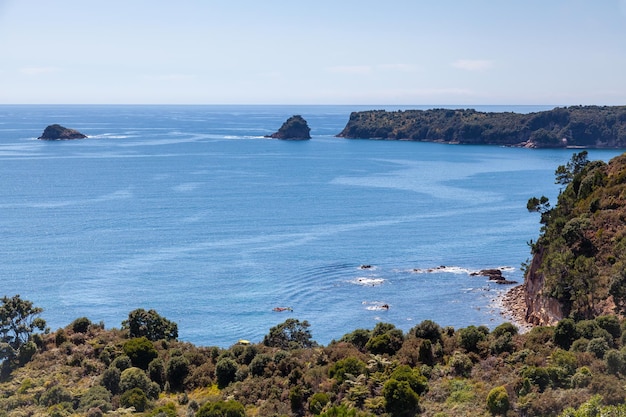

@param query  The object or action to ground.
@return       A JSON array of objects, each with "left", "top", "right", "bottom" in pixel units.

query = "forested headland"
[{"left": 337, "top": 106, "right": 626, "bottom": 148}]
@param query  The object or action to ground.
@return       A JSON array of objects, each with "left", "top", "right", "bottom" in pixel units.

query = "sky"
[{"left": 0, "top": 1, "right": 625, "bottom": 105}]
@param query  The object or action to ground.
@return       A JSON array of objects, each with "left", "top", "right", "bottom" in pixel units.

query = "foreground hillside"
[
  {"left": 4, "top": 304, "right": 626, "bottom": 416},
  {"left": 337, "top": 106, "right": 626, "bottom": 148}
]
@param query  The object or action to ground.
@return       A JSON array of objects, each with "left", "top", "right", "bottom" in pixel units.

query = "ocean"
[{"left": 0, "top": 104, "right": 623, "bottom": 347}]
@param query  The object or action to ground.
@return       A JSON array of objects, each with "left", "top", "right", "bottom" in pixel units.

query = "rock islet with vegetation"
[{"left": 266, "top": 115, "right": 311, "bottom": 140}]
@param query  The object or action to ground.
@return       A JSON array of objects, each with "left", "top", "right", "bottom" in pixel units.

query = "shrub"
[
  {"left": 492, "top": 322, "right": 518, "bottom": 338},
  {"left": 522, "top": 366, "right": 551, "bottom": 392},
  {"left": 196, "top": 400, "right": 246, "bottom": 417},
  {"left": 413, "top": 319, "right": 443, "bottom": 343},
  {"left": 120, "top": 387, "right": 147, "bottom": 412},
  {"left": 309, "top": 392, "right": 330, "bottom": 415},
  {"left": 587, "top": 337, "right": 610, "bottom": 358},
  {"left": 17, "top": 341, "right": 37, "bottom": 365},
  {"left": 366, "top": 333, "right": 397, "bottom": 355},
  {"left": 571, "top": 338, "right": 590, "bottom": 352},
  {"left": 166, "top": 355, "right": 190, "bottom": 391},
  {"left": 119, "top": 366, "right": 153, "bottom": 394},
  {"left": 110, "top": 354, "right": 132, "bottom": 371},
  {"left": 458, "top": 325, "right": 488, "bottom": 353},
  {"left": 550, "top": 349, "right": 577, "bottom": 375},
  {"left": 100, "top": 367, "right": 121, "bottom": 394},
  {"left": 55, "top": 329, "right": 68, "bottom": 347},
  {"left": 39, "top": 385, "right": 72, "bottom": 406},
  {"left": 123, "top": 337, "right": 158, "bottom": 370},
  {"left": 383, "top": 379, "right": 420, "bottom": 417},
  {"left": 571, "top": 366, "right": 592, "bottom": 388},
  {"left": 71, "top": 317, "right": 91, "bottom": 333},
  {"left": 553, "top": 318, "right": 577, "bottom": 349},
  {"left": 215, "top": 357, "right": 238, "bottom": 388},
  {"left": 329, "top": 357, "right": 368, "bottom": 384},
  {"left": 79, "top": 385, "right": 112, "bottom": 413},
  {"left": 605, "top": 349, "right": 625, "bottom": 375},
  {"left": 595, "top": 315, "right": 621, "bottom": 340},
  {"left": 449, "top": 352, "right": 473, "bottom": 377},
  {"left": 486, "top": 386, "right": 509, "bottom": 416},
  {"left": 366, "top": 323, "right": 404, "bottom": 355},
  {"left": 148, "top": 358, "right": 165, "bottom": 387},
  {"left": 249, "top": 353, "right": 271, "bottom": 377},
  {"left": 390, "top": 365, "right": 428, "bottom": 395},
  {"left": 340, "top": 328, "right": 371, "bottom": 351}
]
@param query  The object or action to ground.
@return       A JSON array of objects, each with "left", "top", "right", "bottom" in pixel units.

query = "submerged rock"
[
  {"left": 38, "top": 124, "right": 87, "bottom": 140},
  {"left": 266, "top": 115, "right": 311, "bottom": 140}
]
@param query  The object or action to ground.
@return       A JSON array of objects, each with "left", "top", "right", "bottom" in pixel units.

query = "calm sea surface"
[{"left": 0, "top": 105, "right": 623, "bottom": 347}]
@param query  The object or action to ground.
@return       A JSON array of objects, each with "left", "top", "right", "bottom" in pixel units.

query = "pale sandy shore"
[{"left": 496, "top": 284, "right": 534, "bottom": 333}]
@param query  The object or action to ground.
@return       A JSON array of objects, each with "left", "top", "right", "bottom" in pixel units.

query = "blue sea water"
[{"left": 0, "top": 104, "right": 623, "bottom": 347}]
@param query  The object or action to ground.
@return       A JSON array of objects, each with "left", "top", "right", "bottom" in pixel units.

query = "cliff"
[
  {"left": 38, "top": 124, "right": 87, "bottom": 140},
  {"left": 337, "top": 105, "right": 626, "bottom": 148},
  {"left": 266, "top": 115, "right": 311, "bottom": 140},
  {"left": 522, "top": 151, "right": 626, "bottom": 325}
]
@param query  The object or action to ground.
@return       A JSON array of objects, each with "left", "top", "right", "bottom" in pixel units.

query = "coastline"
[{"left": 497, "top": 284, "right": 534, "bottom": 333}]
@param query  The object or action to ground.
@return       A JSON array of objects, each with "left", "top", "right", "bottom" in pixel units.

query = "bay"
[{"left": 0, "top": 104, "right": 622, "bottom": 347}]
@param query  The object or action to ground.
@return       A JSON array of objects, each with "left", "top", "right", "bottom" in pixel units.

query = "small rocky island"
[
  {"left": 266, "top": 115, "right": 311, "bottom": 140},
  {"left": 38, "top": 124, "right": 87, "bottom": 140}
]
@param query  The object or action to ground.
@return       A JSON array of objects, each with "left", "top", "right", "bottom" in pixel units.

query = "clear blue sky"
[{"left": 1, "top": 0, "right": 625, "bottom": 105}]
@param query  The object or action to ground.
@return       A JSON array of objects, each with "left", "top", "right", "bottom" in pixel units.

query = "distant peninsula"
[
  {"left": 266, "top": 115, "right": 311, "bottom": 140},
  {"left": 38, "top": 124, "right": 87, "bottom": 140},
  {"left": 337, "top": 105, "right": 626, "bottom": 148}
]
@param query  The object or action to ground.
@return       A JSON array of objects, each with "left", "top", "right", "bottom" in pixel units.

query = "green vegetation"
[
  {"left": 337, "top": 106, "right": 626, "bottom": 148},
  {"left": 527, "top": 151, "right": 626, "bottom": 319},
  {"left": 122, "top": 308, "right": 178, "bottom": 341},
  {"left": 3, "top": 300, "right": 626, "bottom": 416}
]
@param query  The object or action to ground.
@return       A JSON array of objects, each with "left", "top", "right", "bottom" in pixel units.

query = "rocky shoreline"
[{"left": 498, "top": 284, "right": 534, "bottom": 333}]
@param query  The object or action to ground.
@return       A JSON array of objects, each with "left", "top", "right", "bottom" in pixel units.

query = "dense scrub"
[
  {"left": 527, "top": 151, "right": 626, "bottom": 320},
  {"left": 336, "top": 106, "right": 626, "bottom": 148},
  {"left": 5, "top": 306, "right": 626, "bottom": 416}
]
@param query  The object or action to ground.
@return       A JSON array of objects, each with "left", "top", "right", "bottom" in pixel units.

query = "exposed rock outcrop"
[
  {"left": 38, "top": 124, "right": 87, "bottom": 140},
  {"left": 266, "top": 115, "right": 311, "bottom": 140},
  {"left": 470, "top": 269, "right": 518, "bottom": 285},
  {"left": 523, "top": 246, "right": 565, "bottom": 326}
]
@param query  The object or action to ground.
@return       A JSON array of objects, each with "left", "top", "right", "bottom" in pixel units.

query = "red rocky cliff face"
[{"left": 524, "top": 246, "right": 565, "bottom": 326}]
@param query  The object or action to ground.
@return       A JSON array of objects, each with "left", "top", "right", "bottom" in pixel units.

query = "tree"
[
  {"left": 263, "top": 318, "right": 316, "bottom": 350},
  {"left": 122, "top": 308, "right": 177, "bottom": 341},
  {"left": 527, "top": 196, "right": 551, "bottom": 214},
  {"left": 555, "top": 150, "right": 589, "bottom": 185},
  {"left": 0, "top": 295, "right": 46, "bottom": 369}
]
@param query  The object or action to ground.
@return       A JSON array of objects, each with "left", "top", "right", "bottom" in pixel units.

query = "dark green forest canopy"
[{"left": 337, "top": 105, "right": 626, "bottom": 148}]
